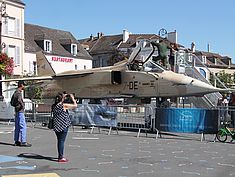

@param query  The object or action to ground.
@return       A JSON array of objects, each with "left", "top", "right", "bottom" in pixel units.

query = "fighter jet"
[{"left": 0, "top": 40, "right": 228, "bottom": 103}]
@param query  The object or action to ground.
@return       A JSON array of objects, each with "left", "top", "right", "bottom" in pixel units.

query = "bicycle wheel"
[{"left": 216, "top": 130, "right": 227, "bottom": 142}]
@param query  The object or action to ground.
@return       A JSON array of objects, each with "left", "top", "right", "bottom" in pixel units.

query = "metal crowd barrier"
[
  {"left": 21, "top": 101, "right": 235, "bottom": 142},
  {"left": 25, "top": 102, "right": 154, "bottom": 137},
  {"left": 216, "top": 105, "right": 235, "bottom": 128},
  {"left": 114, "top": 105, "right": 154, "bottom": 137},
  {"left": 70, "top": 104, "right": 154, "bottom": 137},
  {"left": 24, "top": 102, "right": 51, "bottom": 127}
]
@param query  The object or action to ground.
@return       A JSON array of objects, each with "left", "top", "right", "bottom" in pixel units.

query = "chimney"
[
  {"left": 97, "top": 32, "right": 100, "bottom": 38},
  {"left": 123, "top": 29, "right": 129, "bottom": 43},
  {"left": 207, "top": 43, "right": 210, "bottom": 52},
  {"left": 191, "top": 42, "right": 195, "bottom": 52},
  {"left": 89, "top": 34, "right": 94, "bottom": 40},
  {"left": 167, "top": 30, "right": 177, "bottom": 43}
]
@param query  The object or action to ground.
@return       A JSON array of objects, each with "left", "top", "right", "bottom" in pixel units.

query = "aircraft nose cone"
[{"left": 186, "top": 78, "right": 222, "bottom": 95}]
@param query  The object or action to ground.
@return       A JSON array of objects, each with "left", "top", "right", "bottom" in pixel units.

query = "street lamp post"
[
  {"left": 0, "top": 1, "right": 7, "bottom": 51},
  {"left": 0, "top": 1, "right": 7, "bottom": 100}
]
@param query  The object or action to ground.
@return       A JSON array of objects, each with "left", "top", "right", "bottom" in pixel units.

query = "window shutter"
[
  {"left": 16, "top": 18, "right": 20, "bottom": 37},
  {"left": 49, "top": 41, "right": 52, "bottom": 52},
  {"left": 71, "top": 44, "right": 77, "bottom": 56},
  {"left": 44, "top": 40, "right": 52, "bottom": 52},
  {"left": 28, "top": 61, "right": 32, "bottom": 73},
  {"left": 5, "top": 45, "right": 8, "bottom": 55},
  {"left": 16, "top": 46, "right": 20, "bottom": 65},
  {"left": 3, "top": 17, "right": 8, "bottom": 35}
]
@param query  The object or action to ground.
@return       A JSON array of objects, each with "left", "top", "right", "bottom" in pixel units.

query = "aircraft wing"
[
  {"left": 0, "top": 76, "right": 53, "bottom": 82},
  {"left": 0, "top": 71, "right": 95, "bottom": 82},
  {"left": 54, "top": 71, "right": 94, "bottom": 79},
  {"left": 105, "top": 93, "right": 135, "bottom": 98}
]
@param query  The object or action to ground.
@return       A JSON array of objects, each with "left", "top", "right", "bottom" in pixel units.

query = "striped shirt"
[{"left": 52, "top": 103, "right": 71, "bottom": 132}]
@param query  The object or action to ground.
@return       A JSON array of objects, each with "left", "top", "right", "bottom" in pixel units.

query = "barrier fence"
[
  {"left": 216, "top": 105, "right": 235, "bottom": 128},
  {"left": 22, "top": 102, "right": 235, "bottom": 139},
  {"left": 24, "top": 103, "right": 154, "bottom": 137}
]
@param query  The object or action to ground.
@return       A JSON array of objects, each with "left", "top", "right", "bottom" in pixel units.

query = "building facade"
[
  {"left": 79, "top": 30, "right": 168, "bottom": 68},
  {"left": 24, "top": 23, "right": 92, "bottom": 75},
  {"left": 1, "top": 0, "right": 25, "bottom": 75},
  {"left": 80, "top": 30, "right": 235, "bottom": 88},
  {"left": 0, "top": 0, "right": 25, "bottom": 118}
]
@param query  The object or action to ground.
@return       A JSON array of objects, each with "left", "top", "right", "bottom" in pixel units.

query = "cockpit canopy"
[{"left": 127, "top": 40, "right": 168, "bottom": 73}]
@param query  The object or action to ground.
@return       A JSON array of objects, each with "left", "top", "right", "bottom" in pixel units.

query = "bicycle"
[{"left": 216, "top": 122, "right": 235, "bottom": 143}]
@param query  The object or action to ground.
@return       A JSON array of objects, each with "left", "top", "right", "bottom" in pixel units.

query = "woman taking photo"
[{"left": 52, "top": 93, "right": 77, "bottom": 163}]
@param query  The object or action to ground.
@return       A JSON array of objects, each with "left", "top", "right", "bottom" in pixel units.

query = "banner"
[
  {"left": 155, "top": 108, "right": 218, "bottom": 134},
  {"left": 70, "top": 104, "right": 117, "bottom": 127}
]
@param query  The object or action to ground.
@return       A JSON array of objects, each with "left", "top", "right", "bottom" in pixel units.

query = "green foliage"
[
  {"left": 109, "top": 50, "right": 127, "bottom": 65},
  {"left": 210, "top": 70, "right": 234, "bottom": 88},
  {"left": 24, "top": 79, "right": 43, "bottom": 102}
]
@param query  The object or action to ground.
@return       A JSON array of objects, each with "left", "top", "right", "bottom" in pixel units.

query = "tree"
[
  {"left": 109, "top": 50, "right": 127, "bottom": 66},
  {"left": 209, "top": 70, "right": 234, "bottom": 88},
  {"left": 24, "top": 77, "right": 43, "bottom": 102}
]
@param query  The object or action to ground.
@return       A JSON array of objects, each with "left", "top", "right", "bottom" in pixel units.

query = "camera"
[{"left": 63, "top": 94, "right": 73, "bottom": 104}]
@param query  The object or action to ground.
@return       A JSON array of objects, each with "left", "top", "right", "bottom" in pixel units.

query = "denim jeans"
[
  {"left": 55, "top": 127, "right": 68, "bottom": 159},
  {"left": 14, "top": 112, "right": 27, "bottom": 143}
]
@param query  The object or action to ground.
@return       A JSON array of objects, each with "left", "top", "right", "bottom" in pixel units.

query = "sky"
[{"left": 23, "top": 0, "right": 235, "bottom": 61}]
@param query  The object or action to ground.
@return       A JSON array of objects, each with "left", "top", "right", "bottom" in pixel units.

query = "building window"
[
  {"left": 8, "top": 17, "right": 15, "bottom": 35},
  {"left": 7, "top": 45, "right": 20, "bottom": 65},
  {"left": 33, "top": 61, "right": 37, "bottom": 75},
  {"left": 92, "top": 60, "right": 97, "bottom": 68},
  {"left": 97, "top": 56, "right": 107, "bottom": 67},
  {"left": 44, "top": 40, "right": 52, "bottom": 52},
  {"left": 202, "top": 56, "right": 207, "bottom": 64},
  {"left": 4, "top": 17, "right": 20, "bottom": 37},
  {"left": 199, "top": 68, "right": 206, "bottom": 78},
  {"left": 71, "top": 44, "right": 77, "bottom": 56}
]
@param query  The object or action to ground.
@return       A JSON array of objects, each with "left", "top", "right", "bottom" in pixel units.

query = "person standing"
[
  {"left": 217, "top": 96, "right": 228, "bottom": 123},
  {"left": 11, "top": 81, "right": 31, "bottom": 147},
  {"left": 229, "top": 92, "right": 235, "bottom": 127},
  {"left": 152, "top": 40, "right": 171, "bottom": 68},
  {"left": 52, "top": 93, "right": 77, "bottom": 163}
]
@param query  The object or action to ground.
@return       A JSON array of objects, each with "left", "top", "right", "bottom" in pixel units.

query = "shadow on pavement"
[
  {"left": 18, "top": 153, "right": 57, "bottom": 162},
  {"left": 0, "top": 141, "right": 15, "bottom": 146}
]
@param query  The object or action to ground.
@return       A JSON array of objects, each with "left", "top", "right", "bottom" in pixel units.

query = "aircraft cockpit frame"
[{"left": 127, "top": 40, "right": 167, "bottom": 73}]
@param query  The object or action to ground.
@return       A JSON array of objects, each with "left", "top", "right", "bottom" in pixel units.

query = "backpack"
[
  {"left": 48, "top": 104, "right": 55, "bottom": 129},
  {"left": 10, "top": 93, "right": 18, "bottom": 107}
]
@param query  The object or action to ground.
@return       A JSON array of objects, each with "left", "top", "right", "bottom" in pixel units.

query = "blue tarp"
[{"left": 155, "top": 108, "right": 218, "bottom": 134}]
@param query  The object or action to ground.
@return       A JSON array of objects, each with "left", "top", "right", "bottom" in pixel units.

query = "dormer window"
[
  {"left": 202, "top": 56, "right": 207, "bottom": 64},
  {"left": 44, "top": 40, "right": 52, "bottom": 52},
  {"left": 71, "top": 44, "right": 77, "bottom": 56}
]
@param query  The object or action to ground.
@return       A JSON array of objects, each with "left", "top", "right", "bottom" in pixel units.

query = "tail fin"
[{"left": 36, "top": 51, "right": 56, "bottom": 76}]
